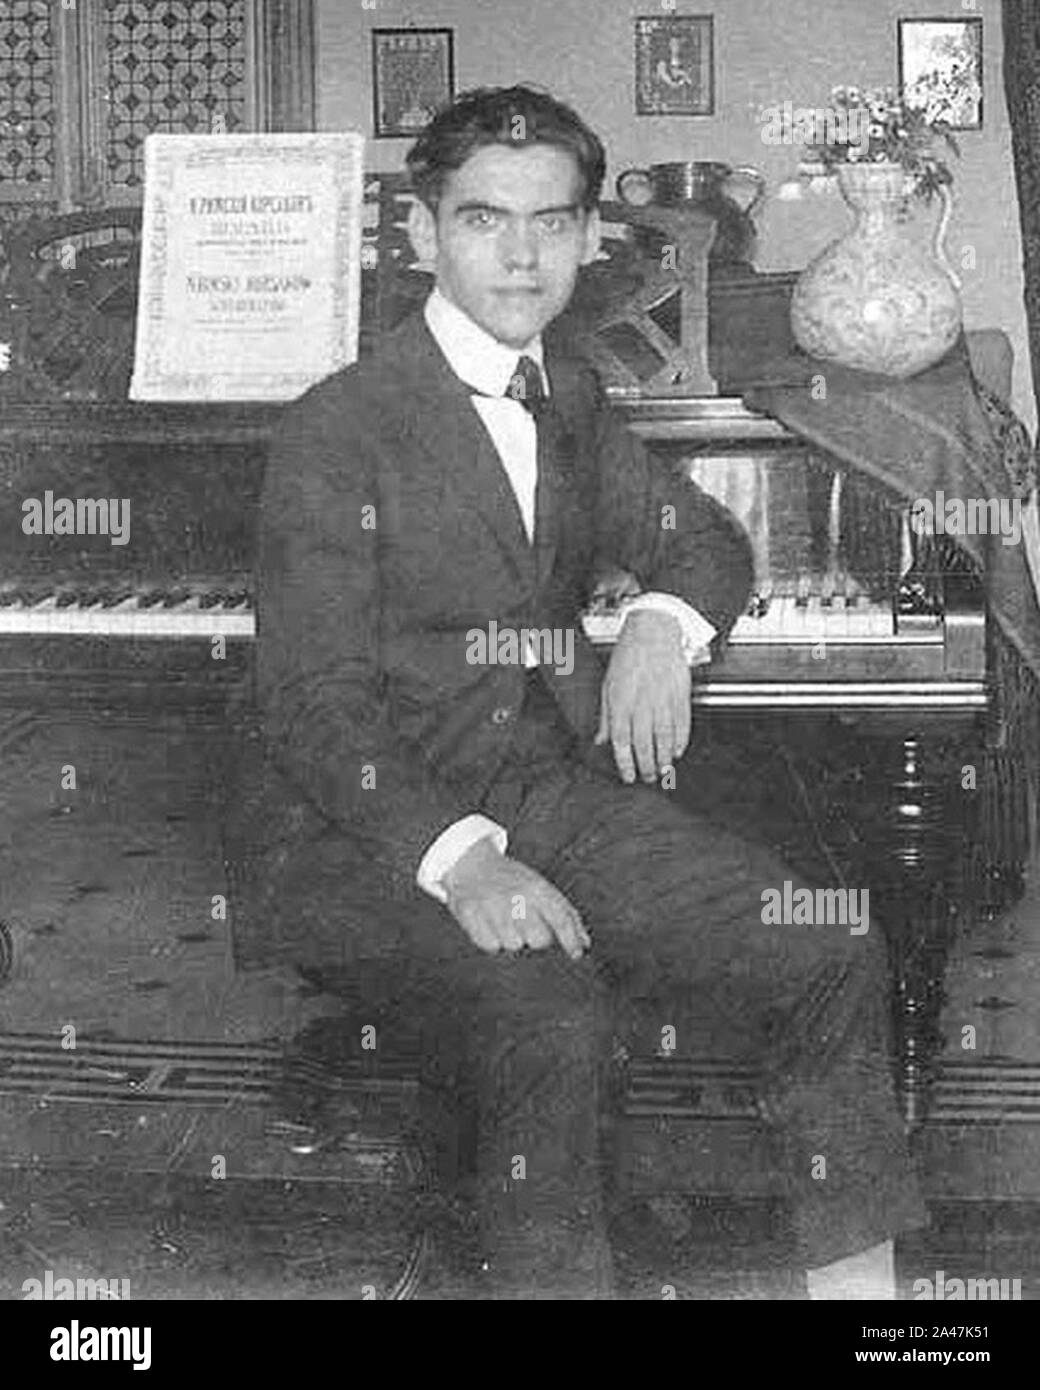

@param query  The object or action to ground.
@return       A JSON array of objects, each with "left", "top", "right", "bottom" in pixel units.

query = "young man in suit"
[{"left": 230, "top": 85, "right": 926, "bottom": 1298}]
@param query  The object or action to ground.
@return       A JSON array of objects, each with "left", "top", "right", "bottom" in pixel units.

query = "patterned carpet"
[
  {"left": 2, "top": 707, "right": 1040, "bottom": 1298},
  {"left": 0, "top": 710, "right": 317, "bottom": 1043},
  {"left": 0, "top": 709, "right": 426, "bottom": 1300}
]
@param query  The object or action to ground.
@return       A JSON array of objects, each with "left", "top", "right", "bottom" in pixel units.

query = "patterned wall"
[
  {"left": 0, "top": 0, "right": 56, "bottom": 190},
  {"left": 103, "top": 0, "right": 248, "bottom": 188}
]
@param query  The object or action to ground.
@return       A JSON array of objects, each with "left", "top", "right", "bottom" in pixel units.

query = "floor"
[
  {"left": 0, "top": 706, "right": 413, "bottom": 1301},
  {"left": 4, "top": 1168, "right": 1039, "bottom": 1299},
  {"left": 0, "top": 705, "right": 1038, "bottom": 1299}
]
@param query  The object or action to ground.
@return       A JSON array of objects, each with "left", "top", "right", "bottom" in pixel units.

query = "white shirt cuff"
[
  {"left": 622, "top": 592, "right": 717, "bottom": 665},
  {"left": 416, "top": 814, "right": 509, "bottom": 903}
]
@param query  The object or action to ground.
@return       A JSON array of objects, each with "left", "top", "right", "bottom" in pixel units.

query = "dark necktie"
[{"left": 505, "top": 355, "right": 548, "bottom": 421}]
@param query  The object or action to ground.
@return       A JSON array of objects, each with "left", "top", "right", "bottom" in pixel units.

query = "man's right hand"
[{"left": 441, "top": 837, "right": 591, "bottom": 961}]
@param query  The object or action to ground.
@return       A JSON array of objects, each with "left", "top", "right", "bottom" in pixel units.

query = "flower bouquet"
[{"left": 800, "top": 85, "right": 960, "bottom": 201}]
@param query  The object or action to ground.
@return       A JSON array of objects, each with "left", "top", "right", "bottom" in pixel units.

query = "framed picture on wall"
[
  {"left": 634, "top": 15, "right": 714, "bottom": 117},
  {"left": 898, "top": 17, "right": 983, "bottom": 131},
  {"left": 372, "top": 28, "right": 455, "bottom": 139}
]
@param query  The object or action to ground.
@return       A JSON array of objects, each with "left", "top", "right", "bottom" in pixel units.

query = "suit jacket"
[{"left": 223, "top": 310, "right": 753, "bottom": 961}]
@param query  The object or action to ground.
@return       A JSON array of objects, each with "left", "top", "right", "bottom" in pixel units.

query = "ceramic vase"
[{"left": 790, "top": 161, "right": 962, "bottom": 378}]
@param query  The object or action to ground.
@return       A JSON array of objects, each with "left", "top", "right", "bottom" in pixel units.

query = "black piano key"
[{"left": 10, "top": 584, "right": 50, "bottom": 606}]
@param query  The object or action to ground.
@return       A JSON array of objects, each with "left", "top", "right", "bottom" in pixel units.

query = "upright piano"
[{"left": 0, "top": 188, "right": 1034, "bottom": 1161}]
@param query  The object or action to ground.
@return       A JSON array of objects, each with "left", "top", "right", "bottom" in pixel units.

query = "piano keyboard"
[
  {"left": 729, "top": 576, "right": 942, "bottom": 645},
  {"left": 582, "top": 582, "right": 925, "bottom": 649},
  {"left": 0, "top": 584, "right": 256, "bottom": 639},
  {"left": 579, "top": 566, "right": 984, "bottom": 709},
  {"left": 731, "top": 595, "right": 897, "bottom": 643},
  {"left": 0, "top": 579, "right": 943, "bottom": 662}
]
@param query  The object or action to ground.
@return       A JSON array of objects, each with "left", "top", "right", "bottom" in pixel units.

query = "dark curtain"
[{"left": 1003, "top": 1, "right": 1040, "bottom": 428}]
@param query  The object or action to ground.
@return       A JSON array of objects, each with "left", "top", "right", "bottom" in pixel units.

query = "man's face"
[{"left": 409, "top": 143, "right": 601, "bottom": 348}]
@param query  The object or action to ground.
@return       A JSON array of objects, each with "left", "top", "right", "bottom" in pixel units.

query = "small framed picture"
[
  {"left": 372, "top": 28, "right": 455, "bottom": 139},
  {"left": 898, "top": 17, "right": 983, "bottom": 130},
  {"left": 635, "top": 15, "right": 714, "bottom": 117}
]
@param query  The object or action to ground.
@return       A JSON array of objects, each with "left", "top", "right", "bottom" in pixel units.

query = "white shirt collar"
[{"left": 424, "top": 286, "right": 546, "bottom": 398}]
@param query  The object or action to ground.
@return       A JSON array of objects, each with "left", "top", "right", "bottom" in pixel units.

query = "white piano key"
[
  {"left": 826, "top": 594, "right": 850, "bottom": 640},
  {"left": 729, "top": 592, "right": 895, "bottom": 645},
  {"left": 870, "top": 605, "right": 895, "bottom": 637},
  {"left": 0, "top": 603, "right": 256, "bottom": 639}
]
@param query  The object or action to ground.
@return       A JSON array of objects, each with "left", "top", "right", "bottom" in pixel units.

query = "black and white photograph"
[
  {"left": 634, "top": 14, "right": 715, "bottom": 117},
  {"left": 372, "top": 27, "right": 455, "bottom": 140},
  {"left": 1, "top": 0, "right": 1040, "bottom": 1357},
  {"left": 898, "top": 16, "right": 984, "bottom": 131}
]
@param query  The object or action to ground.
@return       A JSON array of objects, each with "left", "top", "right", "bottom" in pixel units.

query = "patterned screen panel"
[
  {"left": 0, "top": 0, "right": 56, "bottom": 190},
  {"left": 104, "top": 0, "right": 249, "bottom": 188}
]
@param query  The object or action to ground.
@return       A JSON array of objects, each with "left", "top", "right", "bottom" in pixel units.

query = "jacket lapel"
[
  {"left": 387, "top": 313, "right": 581, "bottom": 590},
  {"left": 534, "top": 354, "right": 584, "bottom": 587},
  {"left": 471, "top": 420, "right": 538, "bottom": 587},
  {"left": 534, "top": 412, "right": 562, "bottom": 587}
]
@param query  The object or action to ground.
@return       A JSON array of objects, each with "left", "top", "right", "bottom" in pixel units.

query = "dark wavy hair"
[{"left": 405, "top": 85, "right": 606, "bottom": 214}]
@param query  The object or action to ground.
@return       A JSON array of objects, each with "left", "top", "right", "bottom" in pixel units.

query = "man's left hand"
[{"left": 594, "top": 610, "right": 691, "bottom": 784}]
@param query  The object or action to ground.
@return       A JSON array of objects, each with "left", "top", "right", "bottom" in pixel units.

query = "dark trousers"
[{"left": 279, "top": 673, "right": 927, "bottom": 1296}]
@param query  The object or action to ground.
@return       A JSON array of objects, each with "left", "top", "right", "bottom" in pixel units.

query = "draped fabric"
[
  {"left": 1002, "top": 1, "right": 1040, "bottom": 430},
  {"left": 746, "top": 348, "right": 1040, "bottom": 916},
  {"left": 1000, "top": 3, "right": 1040, "bottom": 895}
]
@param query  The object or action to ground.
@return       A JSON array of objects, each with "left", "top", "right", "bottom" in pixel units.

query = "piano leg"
[
  {"left": 683, "top": 712, "right": 990, "bottom": 1127},
  {"left": 852, "top": 724, "right": 988, "bottom": 1125}
]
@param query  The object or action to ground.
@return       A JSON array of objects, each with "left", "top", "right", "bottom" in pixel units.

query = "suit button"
[{"left": 491, "top": 707, "right": 513, "bottom": 725}]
